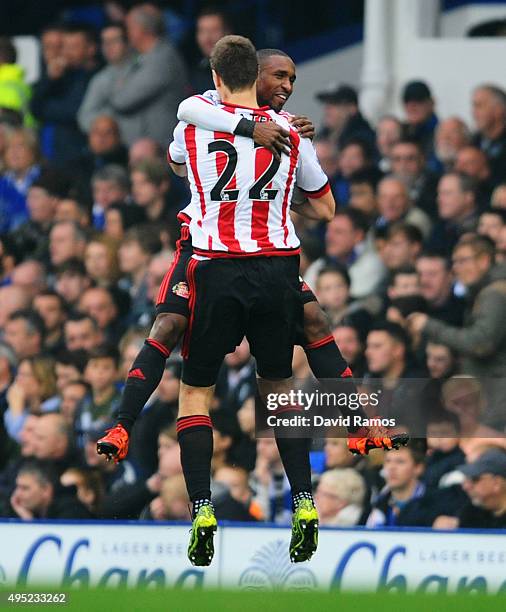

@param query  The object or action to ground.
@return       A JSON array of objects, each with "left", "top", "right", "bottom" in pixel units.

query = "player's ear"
[{"left": 211, "top": 69, "right": 220, "bottom": 88}]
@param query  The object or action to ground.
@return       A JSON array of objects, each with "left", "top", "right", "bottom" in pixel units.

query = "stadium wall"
[{"left": 0, "top": 520, "right": 504, "bottom": 593}]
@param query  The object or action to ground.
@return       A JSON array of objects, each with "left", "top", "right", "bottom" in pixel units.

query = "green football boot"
[
  {"left": 187, "top": 504, "right": 218, "bottom": 566},
  {"left": 289, "top": 498, "right": 319, "bottom": 563}
]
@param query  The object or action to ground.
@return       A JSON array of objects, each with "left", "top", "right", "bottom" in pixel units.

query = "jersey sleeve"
[
  {"left": 295, "top": 137, "right": 330, "bottom": 198},
  {"left": 177, "top": 94, "right": 242, "bottom": 134},
  {"left": 167, "top": 121, "right": 187, "bottom": 165}
]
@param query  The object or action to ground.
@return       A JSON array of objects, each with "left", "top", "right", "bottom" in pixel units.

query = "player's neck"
[{"left": 219, "top": 85, "right": 259, "bottom": 109}]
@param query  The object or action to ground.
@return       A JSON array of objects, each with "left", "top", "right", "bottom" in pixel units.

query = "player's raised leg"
[{"left": 97, "top": 225, "right": 192, "bottom": 462}]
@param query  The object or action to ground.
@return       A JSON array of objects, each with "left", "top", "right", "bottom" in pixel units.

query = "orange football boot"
[
  {"left": 348, "top": 425, "right": 409, "bottom": 456},
  {"left": 96, "top": 424, "right": 130, "bottom": 463}
]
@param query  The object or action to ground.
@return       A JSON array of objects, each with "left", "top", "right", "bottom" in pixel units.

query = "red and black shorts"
[
  {"left": 155, "top": 223, "right": 318, "bottom": 320},
  {"left": 155, "top": 224, "right": 193, "bottom": 317},
  {"left": 181, "top": 255, "right": 303, "bottom": 387}
]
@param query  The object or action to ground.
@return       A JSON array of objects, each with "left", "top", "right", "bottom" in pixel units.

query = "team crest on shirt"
[{"left": 172, "top": 281, "right": 189, "bottom": 299}]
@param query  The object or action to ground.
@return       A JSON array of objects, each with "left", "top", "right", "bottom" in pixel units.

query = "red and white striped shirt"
[{"left": 168, "top": 102, "right": 329, "bottom": 258}]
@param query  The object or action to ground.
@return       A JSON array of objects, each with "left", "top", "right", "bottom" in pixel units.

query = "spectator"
[
  {"left": 31, "top": 23, "right": 99, "bottom": 165},
  {"left": 424, "top": 412, "right": 465, "bottom": 489},
  {"left": 390, "top": 137, "right": 439, "bottom": 219},
  {"left": 315, "top": 83, "right": 375, "bottom": 149},
  {"left": 4, "top": 309, "right": 44, "bottom": 360},
  {"left": 60, "top": 466, "right": 104, "bottom": 517},
  {"left": 440, "top": 377, "right": 506, "bottom": 454},
  {"left": 78, "top": 287, "right": 122, "bottom": 344},
  {"left": 11, "top": 260, "right": 46, "bottom": 300},
  {"left": 348, "top": 169, "right": 379, "bottom": 219},
  {"left": 478, "top": 209, "right": 506, "bottom": 243},
  {"left": 305, "top": 209, "right": 386, "bottom": 298},
  {"left": 118, "top": 225, "right": 161, "bottom": 326},
  {"left": 54, "top": 259, "right": 92, "bottom": 308},
  {"left": 8, "top": 460, "right": 90, "bottom": 519},
  {"left": 366, "top": 446, "right": 426, "bottom": 527},
  {"left": 435, "top": 116, "right": 471, "bottom": 171},
  {"left": 158, "top": 474, "right": 190, "bottom": 520},
  {"left": 332, "top": 323, "right": 367, "bottom": 378},
  {"left": 455, "top": 449, "right": 506, "bottom": 528},
  {"left": 54, "top": 349, "right": 87, "bottom": 392},
  {"left": 376, "top": 177, "right": 432, "bottom": 239},
  {"left": 365, "top": 321, "right": 425, "bottom": 432},
  {"left": 84, "top": 235, "right": 121, "bottom": 287},
  {"left": 49, "top": 221, "right": 87, "bottom": 267},
  {"left": 189, "top": 7, "right": 231, "bottom": 93},
  {"left": 381, "top": 223, "right": 423, "bottom": 271},
  {"left": 0, "top": 37, "right": 33, "bottom": 126},
  {"left": 128, "top": 138, "right": 162, "bottom": 166},
  {"left": 55, "top": 196, "right": 90, "bottom": 227},
  {"left": 454, "top": 145, "right": 493, "bottom": 210},
  {"left": 29, "top": 413, "right": 73, "bottom": 465},
  {"left": 33, "top": 290, "right": 67, "bottom": 354},
  {"left": 491, "top": 182, "right": 506, "bottom": 209},
  {"left": 428, "top": 172, "right": 479, "bottom": 255},
  {"left": 376, "top": 115, "right": 402, "bottom": 173},
  {"left": 4, "top": 357, "right": 57, "bottom": 443},
  {"left": 0, "top": 128, "right": 41, "bottom": 232},
  {"left": 91, "top": 164, "right": 130, "bottom": 230},
  {"left": 251, "top": 436, "right": 291, "bottom": 524},
  {"left": 426, "top": 342, "right": 456, "bottom": 380},
  {"left": 0, "top": 235, "right": 19, "bottom": 286},
  {"left": 12, "top": 170, "right": 69, "bottom": 263},
  {"left": 64, "top": 313, "right": 103, "bottom": 352},
  {"left": 109, "top": 3, "right": 188, "bottom": 146},
  {"left": 314, "top": 265, "right": 351, "bottom": 327},
  {"left": 401, "top": 80, "right": 438, "bottom": 164},
  {"left": 39, "top": 24, "right": 64, "bottom": 77},
  {"left": 410, "top": 235, "right": 506, "bottom": 427},
  {"left": 60, "top": 380, "right": 89, "bottom": 427},
  {"left": 333, "top": 138, "right": 377, "bottom": 205},
  {"left": 76, "top": 345, "right": 121, "bottom": 442},
  {"left": 78, "top": 23, "right": 135, "bottom": 136},
  {"left": 70, "top": 115, "right": 129, "bottom": 205},
  {"left": 130, "top": 159, "right": 171, "bottom": 222},
  {"left": 104, "top": 202, "right": 147, "bottom": 241},
  {"left": 471, "top": 84, "right": 506, "bottom": 186},
  {"left": 213, "top": 465, "right": 261, "bottom": 521},
  {"left": 314, "top": 468, "right": 366, "bottom": 526},
  {"left": 0, "top": 285, "right": 30, "bottom": 328},
  {"left": 415, "top": 250, "right": 465, "bottom": 326}
]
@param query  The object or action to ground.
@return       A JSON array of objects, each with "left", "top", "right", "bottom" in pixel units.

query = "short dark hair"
[
  {"left": 417, "top": 248, "right": 451, "bottom": 271},
  {"left": 8, "top": 309, "right": 45, "bottom": 339},
  {"left": 388, "top": 265, "right": 418, "bottom": 288},
  {"left": 123, "top": 224, "right": 162, "bottom": 255},
  {"left": 65, "top": 312, "right": 99, "bottom": 331},
  {"left": 55, "top": 348, "right": 88, "bottom": 372},
  {"left": 427, "top": 410, "right": 461, "bottom": 433},
  {"left": 341, "top": 138, "right": 374, "bottom": 163},
  {"left": 317, "top": 264, "right": 351, "bottom": 288},
  {"left": 197, "top": 6, "right": 231, "bottom": 32},
  {"left": 18, "top": 460, "right": 57, "bottom": 489},
  {"left": 386, "top": 222, "right": 423, "bottom": 245},
  {"left": 257, "top": 48, "right": 290, "bottom": 63},
  {"left": 55, "top": 257, "right": 87, "bottom": 278},
  {"left": 349, "top": 168, "right": 380, "bottom": 191},
  {"left": 34, "top": 289, "right": 67, "bottom": 311},
  {"left": 369, "top": 320, "right": 411, "bottom": 353},
  {"left": 210, "top": 35, "right": 258, "bottom": 92},
  {"left": 64, "top": 22, "right": 97, "bottom": 45},
  {"left": 443, "top": 171, "right": 478, "bottom": 197},
  {"left": 86, "top": 344, "right": 120, "bottom": 367},
  {"left": 454, "top": 234, "right": 495, "bottom": 261},
  {"left": 392, "top": 136, "right": 424, "bottom": 154},
  {"left": 335, "top": 208, "right": 370, "bottom": 235}
]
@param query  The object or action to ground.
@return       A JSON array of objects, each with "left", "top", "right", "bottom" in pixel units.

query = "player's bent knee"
[
  {"left": 150, "top": 313, "right": 187, "bottom": 349},
  {"left": 303, "top": 301, "right": 332, "bottom": 343}
]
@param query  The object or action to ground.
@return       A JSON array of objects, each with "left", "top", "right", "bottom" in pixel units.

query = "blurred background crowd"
[{"left": 0, "top": 1, "right": 505, "bottom": 531}]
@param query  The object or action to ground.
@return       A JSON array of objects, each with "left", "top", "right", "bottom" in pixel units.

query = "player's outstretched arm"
[{"left": 177, "top": 94, "right": 291, "bottom": 160}]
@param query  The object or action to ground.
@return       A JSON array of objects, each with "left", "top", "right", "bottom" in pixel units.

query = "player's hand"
[
  {"left": 10, "top": 491, "right": 33, "bottom": 520},
  {"left": 289, "top": 115, "right": 315, "bottom": 140},
  {"left": 252, "top": 122, "right": 291, "bottom": 161}
]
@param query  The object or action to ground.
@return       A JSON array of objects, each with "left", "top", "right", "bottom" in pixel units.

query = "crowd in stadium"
[{"left": 0, "top": 3, "right": 505, "bottom": 530}]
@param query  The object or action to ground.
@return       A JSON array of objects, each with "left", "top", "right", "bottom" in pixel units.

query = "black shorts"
[
  {"left": 155, "top": 223, "right": 317, "bottom": 318},
  {"left": 155, "top": 224, "right": 192, "bottom": 317},
  {"left": 181, "top": 255, "right": 303, "bottom": 387}
]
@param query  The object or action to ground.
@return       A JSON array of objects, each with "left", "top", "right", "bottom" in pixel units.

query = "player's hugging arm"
[
  {"left": 291, "top": 186, "right": 335, "bottom": 222},
  {"left": 177, "top": 94, "right": 291, "bottom": 160},
  {"left": 167, "top": 121, "right": 188, "bottom": 177}
]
